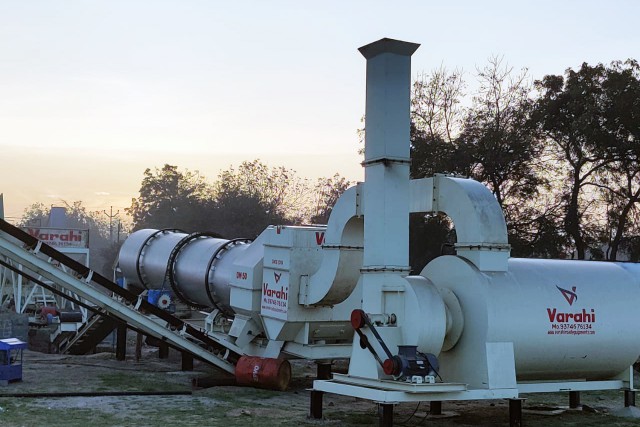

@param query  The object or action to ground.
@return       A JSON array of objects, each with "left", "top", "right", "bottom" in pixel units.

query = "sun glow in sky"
[{"left": 1, "top": 0, "right": 639, "bottom": 221}]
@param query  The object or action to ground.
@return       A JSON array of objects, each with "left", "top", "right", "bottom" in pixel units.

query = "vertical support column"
[
  {"left": 508, "top": 398, "right": 524, "bottom": 427},
  {"left": 625, "top": 390, "right": 636, "bottom": 407},
  {"left": 115, "top": 323, "right": 127, "bottom": 361},
  {"left": 310, "top": 390, "right": 323, "bottom": 419},
  {"left": 378, "top": 403, "right": 394, "bottom": 427},
  {"left": 430, "top": 400, "right": 442, "bottom": 415},
  {"left": 181, "top": 351, "right": 194, "bottom": 371},
  {"left": 158, "top": 341, "right": 169, "bottom": 359},
  {"left": 135, "top": 332, "right": 143, "bottom": 361},
  {"left": 569, "top": 391, "right": 580, "bottom": 409},
  {"left": 316, "top": 362, "right": 332, "bottom": 380}
]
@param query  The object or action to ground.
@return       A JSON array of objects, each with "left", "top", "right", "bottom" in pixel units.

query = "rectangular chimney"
[{"left": 358, "top": 38, "right": 419, "bottom": 313}]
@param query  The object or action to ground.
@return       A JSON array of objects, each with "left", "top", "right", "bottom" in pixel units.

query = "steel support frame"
[
  {"left": 2, "top": 250, "right": 90, "bottom": 320},
  {"left": 378, "top": 403, "right": 394, "bottom": 427},
  {"left": 316, "top": 362, "right": 332, "bottom": 380},
  {"left": 625, "top": 390, "right": 636, "bottom": 407},
  {"left": 569, "top": 391, "right": 580, "bottom": 408},
  {"left": 313, "top": 377, "right": 516, "bottom": 403},
  {"left": 0, "top": 237, "right": 236, "bottom": 374},
  {"left": 313, "top": 376, "right": 634, "bottom": 426},
  {"left": 509, "top": 398, "right": 525, "bottom": 427},
  {"left": 116, "top": 323, "right": 127, "bottom": 361},
  {"left": 430, "top": 400, "right": 442, "bottom": 415},
  {"left": 309, "top": 390, "right": 323, "bottom": 419}
]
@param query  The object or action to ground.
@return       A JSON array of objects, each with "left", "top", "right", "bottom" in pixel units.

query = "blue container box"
[{"left": 0, "top": 338, "right": 27, "bottom": 385}]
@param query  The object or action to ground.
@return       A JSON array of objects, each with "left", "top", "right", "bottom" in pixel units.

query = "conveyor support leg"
[
  {"left": 310, "top": 390, "right": 323, "bottom": 419},
  {"left": 181, "top": 352, "right": 194, "bottom": 371},
  {"left": 116, "top": 324, "right": 127, "bottom": 361},
  {"left": 159, "top": 341, "right": 169, "bottom": 359}
]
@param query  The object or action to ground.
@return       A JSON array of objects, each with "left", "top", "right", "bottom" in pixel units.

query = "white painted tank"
[
  {"left": 119, "top": 229, "right": 251, "bottom": 311},
  {"left": 422, "top": 255, "right": 640, "bottom": 382}
]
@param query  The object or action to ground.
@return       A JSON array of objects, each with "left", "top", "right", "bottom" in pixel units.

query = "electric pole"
[{"left": 103, "top": 206, "right": 120, "bottom": 242}]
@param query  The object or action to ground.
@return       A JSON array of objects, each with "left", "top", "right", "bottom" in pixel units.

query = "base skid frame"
[
  {"left": 313, "top": 373, "right": 517, "bottom": 403},
  {"left": 311, "top": 374, "right": 634, "bottom": 427},
  {"left": 517, "top": 379, "right": 627, "bottom": 393},
  {"left": 311, "top": 374, "right": 518, "bottom": 427}
]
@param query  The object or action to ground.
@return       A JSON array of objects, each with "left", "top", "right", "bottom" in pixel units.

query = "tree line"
[
  {"left": 125, "top": 161, "right": 351, "bottom": 238},
  {"left": 18, "top": 163, "right": 351, "bottom": 276},
  {"left": 409, "top": 57, "right": 640, "bottom": 271}
]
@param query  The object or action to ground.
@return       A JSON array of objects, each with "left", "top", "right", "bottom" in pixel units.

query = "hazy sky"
[{"left": 1, "top": 1, "right": 638, "bottom": 221}]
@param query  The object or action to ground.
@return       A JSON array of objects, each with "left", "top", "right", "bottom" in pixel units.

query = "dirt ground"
[{"left": 1, "top": 340, "right": 640, "bottom": 427}]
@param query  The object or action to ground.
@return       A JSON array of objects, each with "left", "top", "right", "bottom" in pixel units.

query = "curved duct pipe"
[
  {"left": 410, "top": 175, "right": 510, "bottom": 271},
  {"left": 300, "top": 184, "right": 364, "bottom": 306},
  {"left": 305, "top": 174, "right": 511, "bottom": 306}
]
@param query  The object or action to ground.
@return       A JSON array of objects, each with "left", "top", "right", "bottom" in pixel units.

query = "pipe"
[
  {"left": 299, "top": 185, "right": 364, "bottom": 306},
  {"left": 409, "top": 175, "right": 510, "bottom": 271}
]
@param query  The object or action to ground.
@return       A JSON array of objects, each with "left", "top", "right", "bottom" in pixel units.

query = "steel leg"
[
  {"left": 430, "top": 400, "right": 442, "bottom": 415},
  {"left": 509, "top": 398, "right": 524, "bottom": 427},
  {"left": 378, "top": 403, "right": 394, "bottom": 427},
  {"left": 625, "top": 390, "right": 636, "bottom": 407},
  {"left": 115, "top": 324, "right": 127, "bottom": 361},
  {"left": 310, "top": 390, "right": 323, "bottom": 419},
  {"left": 181, "top": 352, "right": 193, "bottom": 371},
  {"left": 158, "top": 341, "right": 169, "bottom": 359},
  {"left": 316, "top": 362, "right": 332, "bottom": 380},
  {"left": 569, "top": 391, "right": 580, "bottom": 408}
]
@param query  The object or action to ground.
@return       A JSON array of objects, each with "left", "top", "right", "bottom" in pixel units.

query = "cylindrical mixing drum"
[{"left": 422, "top": 256, "right": 640, "bottom": 381}]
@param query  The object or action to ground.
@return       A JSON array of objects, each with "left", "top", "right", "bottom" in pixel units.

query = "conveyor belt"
[{"left": 0, "top": 218, "right": 241, "bottom": 373}]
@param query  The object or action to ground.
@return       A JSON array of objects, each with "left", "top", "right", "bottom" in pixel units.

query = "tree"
[
  {"left": 409, "top": 213, "right": 456, "bottom": 274},
  {"left": 409, "top": 67, "right": 468, "bottom": 271},
  {"left": 19, "top": 201, "right": 117, "bottom": 275},
  {"left": 410, "top": 67, "right": 467, "bottom": 178},
  {"left": 588, "top": 60, "right": 640, "bottom": 260},
  {"left": 460, "top": 57, "right": 565, "bottom": 257},
  {"left": 126, "top": 165, "right": 215, "bottom": 232},
  {"left": 410, "top": 123, "right": 471, "bottom": 178},
  {"left": 211, "top": 160, "right": 313, "bottom": 237},
  {"left": 533, "top": 60, "right": 640, "bottom": 259},
  {"left": 410, "top": 58, "right": 561, "bottom": 262},
  {"left": 461, "top": 57, "right": 542, "bottom": 209},
  {"left": 309, "top": 174, "right": 352, "bottom": 224},
  {"left": 412, "top": 66, "right": 465, "bottom": 144},
  {"left": 127, "top": 161, "right": 359, "bottom": 240}
]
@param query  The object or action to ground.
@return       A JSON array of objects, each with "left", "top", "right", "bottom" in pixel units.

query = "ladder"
[{"left": 60, "top": 313, "right": 116, "bottom": 355}]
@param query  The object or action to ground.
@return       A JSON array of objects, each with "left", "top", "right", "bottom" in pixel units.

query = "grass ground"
[{"left": 0, "top": 348, "right": 639, "bottom": 426}]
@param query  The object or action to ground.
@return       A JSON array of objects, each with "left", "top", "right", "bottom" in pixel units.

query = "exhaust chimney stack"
[{"left": 359, "top": 38, "right": 419, "bottom": 313}]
